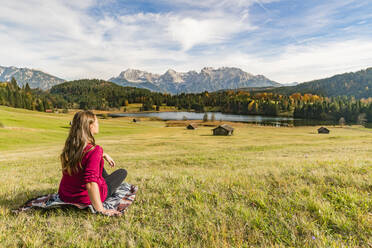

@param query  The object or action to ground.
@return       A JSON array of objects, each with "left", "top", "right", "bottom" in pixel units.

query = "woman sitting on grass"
[{"left": 58, "top": 110, "right": 127, "bottom": 216}]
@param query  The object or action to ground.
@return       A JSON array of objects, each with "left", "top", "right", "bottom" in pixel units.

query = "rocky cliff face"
[
  {"left": 109, "top": 67, "right": 281, "bottom": 94},
  {"left": 0, "top": 66, "right": 65, "bottom": 90}
]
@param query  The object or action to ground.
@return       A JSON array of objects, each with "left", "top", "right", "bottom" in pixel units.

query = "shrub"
[
  {"left": 357, "top": 113, "right": 367, "bottom": 126},
  {"left": 339, "top": 117, "right": 345, "bottom": 127},
  {"left": 203, "top": 113, "right": 208, "bottom": 122},
  {"left": 211, "top": 113, "right": 216, "bottom": 122}
]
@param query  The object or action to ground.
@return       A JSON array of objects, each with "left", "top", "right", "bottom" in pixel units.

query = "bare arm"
[
  {"left": 103, "top": 153, "right": 116, "bottom": 167},
  {"left": 86, "top": 182, "right": 104, "bottom": 212},
  {"left": 86, "top": 182, "right": 122, "bottom": 216}
]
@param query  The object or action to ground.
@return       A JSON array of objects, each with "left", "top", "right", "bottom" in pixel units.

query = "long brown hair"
[{"left": 60, "top": 110, "right": 96, "bottom": 175}]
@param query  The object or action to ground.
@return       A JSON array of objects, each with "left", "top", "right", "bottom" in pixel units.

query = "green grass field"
[{"left": 0, "top": 106, "right": 371, "bottom": 247}]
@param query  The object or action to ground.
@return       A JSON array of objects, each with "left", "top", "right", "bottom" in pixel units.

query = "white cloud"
[
  {"left": 210, "top": 39, "right": 372, "bottom": 84},
  {"left": 159, "top": 0, "right": 278, "bottom": 9},
  {"left": 167, "top": 16, "right": 254, "bottom": 51},
  {"left": 0, "top": 0, "right": 256, "bottom": 78},
  {"left": 0, "top": 0, "right": 370, "bottom": 84},
  {"left": 270, "top": 39, "right": 372, "bottom": 83}
]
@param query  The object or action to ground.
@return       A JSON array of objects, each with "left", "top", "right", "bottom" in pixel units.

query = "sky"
[{"left": 0, "top": 0, "right": 371, "bottom": 84}]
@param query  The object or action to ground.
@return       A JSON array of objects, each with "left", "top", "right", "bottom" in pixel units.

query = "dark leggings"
[{"left": 102, "top": 167, "right": 127, "bottom": 197}]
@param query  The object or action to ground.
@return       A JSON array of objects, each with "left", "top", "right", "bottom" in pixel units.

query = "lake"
[{"left": 108, "top": 111, "right": 340, "bottom": 126}]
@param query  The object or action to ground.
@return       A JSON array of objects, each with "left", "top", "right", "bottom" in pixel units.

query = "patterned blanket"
[{"left": 13, "top": 182, "right": 138, "bottom": 215}]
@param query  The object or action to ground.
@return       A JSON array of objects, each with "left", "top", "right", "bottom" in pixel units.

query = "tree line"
[
  {"left": 1, "top": 78, "right": 372, "bottom": 124},
  {"left": 293, "top": 96, "right": 372, "bottom": 123},
  {"left": 0, "top": 78, "right": 59, "bottom": 112}
]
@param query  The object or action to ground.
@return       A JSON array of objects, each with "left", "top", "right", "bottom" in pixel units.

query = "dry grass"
[
  {"left": 0, "top": 106, "right": 371, "bottom": 247},
  {"left": 165, "top": 120, "right": 244, "bottom": 127}
]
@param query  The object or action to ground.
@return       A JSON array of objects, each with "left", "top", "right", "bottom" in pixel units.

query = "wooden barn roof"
[
  {"left": 318, "top": 127, "right": 329, "bottom": 131},
  {"left": 213, "top": 124, "right": 234, "bottom": 131},
  {"left": 187, "top": 123, "right": 197, "bottom": 128}
]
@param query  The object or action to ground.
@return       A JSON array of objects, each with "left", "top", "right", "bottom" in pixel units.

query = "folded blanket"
[{"left": 13, "top": 182, "right": 138, "bottom": 215}]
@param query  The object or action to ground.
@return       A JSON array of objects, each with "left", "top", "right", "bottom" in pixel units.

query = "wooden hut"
[
  {"left": 317, "top": 127, "right": 330, "bottom": 134},
  {"left": 212, "top": 124, "right": 234, "bottom": 136},
  {"left": 187, "top": 123, "right": 197, "bottom": 130}
]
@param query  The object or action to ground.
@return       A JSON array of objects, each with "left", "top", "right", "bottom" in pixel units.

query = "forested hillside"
[
  {"left": 49, "top": 79, "right": 163, "bottom": 110},
  {"left": 271, "top": 68, "right": 372, "bottom": 98}
]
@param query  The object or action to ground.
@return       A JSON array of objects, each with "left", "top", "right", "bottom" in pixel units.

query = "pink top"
[{"left": 58, "top": 144, "right": 108, "bottom": 205}]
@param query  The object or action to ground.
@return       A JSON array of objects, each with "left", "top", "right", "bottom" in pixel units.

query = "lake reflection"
[
  {"left": 109, "top": 112, "right": 338, "bottom": 126},
  {"left": 108, "top": 111, "right": 337, "bottom": 126}
]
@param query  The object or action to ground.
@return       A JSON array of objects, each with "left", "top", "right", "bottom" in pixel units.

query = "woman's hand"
[
  {"left": 103, "top": 153, "right": 116, "bottom": 168},
  {"left": 99, "top": 209, "right": 122, "bottom": 217},
  {"left": 86, "top": 182, "right": 122, "bottom": 217}
]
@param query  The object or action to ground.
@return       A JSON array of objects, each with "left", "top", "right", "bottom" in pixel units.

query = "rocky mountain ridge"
[
  {"left": 0, "top": 66, "right": 65, "bottom": 90},
  {"left": 109, "top": 67, "right": 281, "bottom": 94}
]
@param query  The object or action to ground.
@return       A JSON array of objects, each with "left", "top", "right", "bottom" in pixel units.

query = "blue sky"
[{"left": 0, "top": 0, "right": 371, "bottom": 83}]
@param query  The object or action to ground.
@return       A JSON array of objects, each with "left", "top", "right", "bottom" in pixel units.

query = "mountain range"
[
  {"left": 0, "top": 66, "right": 65, "bottom": 90},
  {"left": 108, "top": 67, "right": 281, "bottom": 94},
  {"left": 1, "top": 65, "right": 372, "bottom": 98}
]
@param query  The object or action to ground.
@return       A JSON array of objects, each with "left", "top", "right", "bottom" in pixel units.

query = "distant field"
[
  {"left": 100, "top": 103, "right": 180, "bottom": 113},
  {"left": 0, "top": 106, "right": 371, "bottom": 247}
]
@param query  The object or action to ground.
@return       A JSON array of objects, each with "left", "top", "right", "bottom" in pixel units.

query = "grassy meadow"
[{"left": 0, "top": 105, "right": 371, "bottom": 247}]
